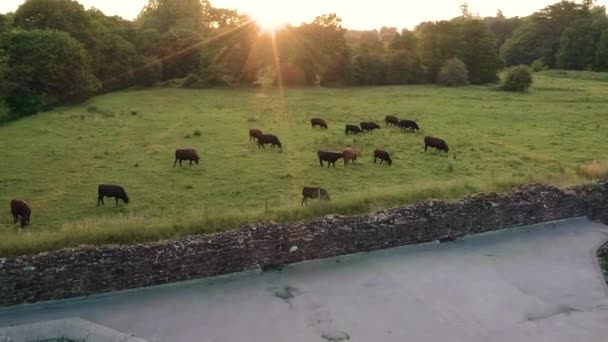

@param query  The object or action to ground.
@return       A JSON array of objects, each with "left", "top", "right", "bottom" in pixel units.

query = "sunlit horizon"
[{"left": 1, "top": 0, "right": 608, "bottom": 30}]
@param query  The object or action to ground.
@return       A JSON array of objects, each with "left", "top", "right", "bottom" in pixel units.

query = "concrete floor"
[{"left": 1, "top": 217, "right": 608, "bottom": 342}]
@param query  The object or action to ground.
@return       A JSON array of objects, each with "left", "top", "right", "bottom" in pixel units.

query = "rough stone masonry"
[{"left": 1, "top": 180, "right": 608, "bottom": 307}]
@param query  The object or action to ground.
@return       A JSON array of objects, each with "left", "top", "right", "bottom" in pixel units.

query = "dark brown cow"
[
  {"left": 98, "top": 184, "right": 130, "bottom": 206},
  {"left": 343, "top": 147, "right": 357, "bottom": 167},
  {"left": 318, "top": 151, "right": 344, "bottom": 168},
  {"left": 311, "top": 118, "right": 328, "bottom": 129},
  {"left": 345, "top": 124, "right": 363, "bottom": 135},
  {"left": 301, "top": 186, "right": 330, "bottom": 206},
  {"left": 360, "top": 122, "right": 381, "bottom": 133},
  {"left": 373, "top": 149, "right": 393, "bottom": 166},
  {"left": 399, "top": 120, "right": 420, "bottom": 132},
  {"left": 258, "top": 134, "right": 282, "bottom": 150},
  {"left": 385, "top": 115, "right": 399, "bottom": 127},
  {"left": 174, "top": 148, "right": 200, "bottom": 167},
  {"left": 10, "top": 199, "right": 31, "bottom": 228},
  {"left": 249, "top": 129, "right": 263, "bottom": 141},
  {"left": 424, "top": 136, "right": 449, "bottom": 153}
]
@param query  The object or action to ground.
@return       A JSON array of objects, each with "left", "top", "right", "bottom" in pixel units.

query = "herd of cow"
[
  {"left": 7, "top": 114, "right": 450, "bottom": 229},
  {"left": 249, "top": 115, "right": 451, "bottom": 206}
]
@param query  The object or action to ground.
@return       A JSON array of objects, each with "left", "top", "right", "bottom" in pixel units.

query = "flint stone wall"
[{"left": 2, "top": 181, "right": 608, "bottom": 307}]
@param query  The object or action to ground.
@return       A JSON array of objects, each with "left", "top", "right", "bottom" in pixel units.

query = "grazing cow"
[
  {"left": 10, "top": 199, "right": 31, "bottom": 228},
  {"left": 301, "top": 186, "right": 330, "bottom": 206},
  {"left": 173, "top": 148, "right": 200, "bottom": 167},
  {"left": 318, "top": 151, "right": 344, "bottom": 168},
  {"left": 98, "top": 184, "right": 129, "bottom": 206},
  {"left": 373, "top": 149, "right": 393, "bottom": 166},
  {"left": 249, "top": 129, "right": 263, "bottom": 141},
  {"left": 345, "top": 124, "right": 363, "bottom": 135},
  {"left": 311, "top": 118, "right": 328, "bottom": 130},
  {"left": 343, "top": 147, "right": 357, "bottom": 167},
  {"left": 360, "top": 122, "right": 381, "bottom": 133},
  {"left": 424, "top": 136, "right": 449, "bottom": 153},
  {"left": 257, "top": 134, "right": 282, "bottom": 150},
  {"left": 399, "top": 120, "right": 420, "bottom": 132},
  {"left": 385, "top": 115, "right": 399, "bottom": 127}
]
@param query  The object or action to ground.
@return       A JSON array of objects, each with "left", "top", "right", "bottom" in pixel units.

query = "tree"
[
  {"left": 437, "top": 57, "right": 469, "bottom": 86},
  {"left": 13, "top": 0, "right": 98, "bottom": 49},
  {"left": 350, "top": 51, "right": 387, "bottom": 86},
  {"left": 501, "top": 65, "right": 533, "bottom": 92},
  {"left": 379, "top": 26, "right": 398, "bottom": 42},
  {"left": 500, "top": 21, "right": 551, "bottom": 66},
  {"left": 415, "top": 21, "right": 463, "bottom": 82},
  {"left": 2, "top": 29, "right": 100, "bottom": 117},
  {"left": 460, "top": 20, "right": 501, "bottom": 83},
  {"left": 386, "top": 50, "right": 424, "bottom": 84},
  {"left": 483, "top": 13, "right": 524, "bottom": 49},
  {"left": 298, "top": 14, "right": 351, "bottom": 85},
  {"left": 595, "top": 29, "right": 608, "bottom": 71},
  {"left": 557, "top": 16, "right": 595, "bottom": 70},
  {"left": 389, "top": 29, "right": 417, "bottom": 52},
  {"left": 133, "top": 56, "right": 163, "bottom": 86}
]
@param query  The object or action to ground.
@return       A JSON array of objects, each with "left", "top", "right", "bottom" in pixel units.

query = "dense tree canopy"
[{"left": 0, "top": 0, "right": 607, "bottom": 120}]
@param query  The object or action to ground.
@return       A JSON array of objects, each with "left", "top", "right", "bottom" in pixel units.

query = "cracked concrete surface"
[{"left": 1, "top": 218, "right": 607, "bottom": 342}]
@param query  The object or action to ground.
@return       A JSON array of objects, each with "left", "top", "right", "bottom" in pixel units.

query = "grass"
[{"left": 1, "top": 70, "right": 608, "bottom": 257}]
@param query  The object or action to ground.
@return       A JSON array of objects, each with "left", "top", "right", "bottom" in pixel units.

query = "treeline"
[{"left": 0, "top": 0, "right": 607, "bottom": 120}]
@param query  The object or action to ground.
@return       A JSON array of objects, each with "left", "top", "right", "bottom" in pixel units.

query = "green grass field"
[{"left": 1, "top": 70, "right": 608, "bottom": 256}]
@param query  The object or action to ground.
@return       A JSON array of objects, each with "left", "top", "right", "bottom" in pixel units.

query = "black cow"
[
  {"left": 174, "top": 148, "right": 200, "bottom": 167},
  {"left": 10, "top": 199, "right": 31, "bottom": 228},
  {"left": 311, "top": 118, "right": 328, "bottom": 129},
  {"left": 373, "top": 149, "right": 393, "bottom": 166},
  {"left": 318, "top": 151, "right": 344, "bottom": 168},
  {"left": 301, "top": 186, "right": 330, "bottom": 206},
  {"left": 360, "top": 122, "right": 381, "bottom": 133},
  {"left": 385, "top": 115, "right": 399, "bottom": 127},
  {"left": 98, "top": 184, "right": 129, "bottom": 206},
  {"left": 399, "top": 120, "right": 420, "bottom": 132},
  {"left": 424, "top": 136, "right": 449, "bottom": 153},
  {"left": 345, "top": 124, "right": 363, "bottom": 135},
  {"left": 258, "top": 134, "right": 282, "bottom": 150}
]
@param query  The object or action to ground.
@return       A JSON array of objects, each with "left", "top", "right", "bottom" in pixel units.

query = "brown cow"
[
  {"left": 249, "top": 129, "right": 263, "bottom": 141},
  {"left": 301, "top": 186, "right": 330, "bottom": 206},
  {"left": 424, "top": 136, "right": 449, "bottom": 153},
  {"left": 343, "top": 147, "right": 357, "bottom": 167},
  {"left": 258, "top": 134, "right": 282, "bottom": 150},
  {"left": 10, "top": 199, "right": 31, "bottom": 228},
  {"left": 373, "top": 149, "right": 393, "bottom": 166},
  {"left": 311, "top": 118, "right": 328, "bottom": 129},
  {"left": 385, "top": 115, "right": 399, "bottom": 127},
  {"left": 174, "top": 148, "right": 200, "bottom": 167}
]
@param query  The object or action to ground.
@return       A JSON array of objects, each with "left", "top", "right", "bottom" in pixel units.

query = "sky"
[{"left": 1, "top": 0, "right": 607, "bottom": 30}]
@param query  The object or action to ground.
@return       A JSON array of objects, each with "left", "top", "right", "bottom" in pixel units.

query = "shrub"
[
  {"left": 133, "top": 56, "right": 163, "bottom": 87},
  {"left": 501, "top": 65, "right": 533, "bottom": 92},
  {"left": 4, "top": 29, "right": 100, "bottom": 119},
  {"left": 182, "top": 73, "right": 202, "bottom": 88},
  {"left": 530, "top": 59, "right": 545, "bottom": 72},
  {"left": 436, "top": 58, "right": 469, "bottom": 86}
]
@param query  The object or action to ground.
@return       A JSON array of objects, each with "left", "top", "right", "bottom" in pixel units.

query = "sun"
[
  {"left": 255, "top": 15, "right": 286, "bottom": 34},
  {"left": 247, "top": 0, "right": 290, "bottom": 34}
]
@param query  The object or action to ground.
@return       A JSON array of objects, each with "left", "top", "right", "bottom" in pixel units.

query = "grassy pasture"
[{"left": 1, "top": 71, "right": 608, "bottom": 256}]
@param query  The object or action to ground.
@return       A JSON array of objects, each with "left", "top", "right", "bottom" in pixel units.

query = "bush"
[
  {"left": 133, "top": 56, "right": 163, "bottom": 87},
  {"left": 3, "top": 29, "right": 100, "bottom": 119},
  {"left": 436, "top": 58, "right": 469, "bottom": 86},
  {"left": 501, "top": 65, "right": 533, "bottom": 92},
  {"left": 531, "top": 59, "right": 545, "bottom": 72}
]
